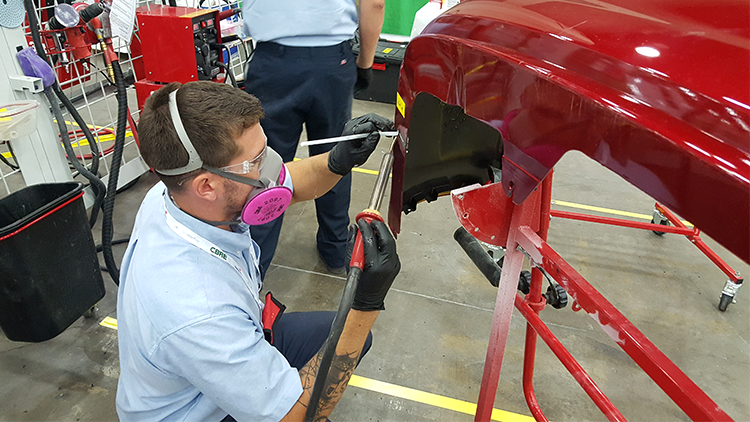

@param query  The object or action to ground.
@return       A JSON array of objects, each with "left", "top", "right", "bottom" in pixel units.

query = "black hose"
[
  {"left": 45, "top": 88, "right": 108, "bottom": 228},
  {"left": 0, "top": 152, "right": 19, "bottom": 170},
  {"left": 52, "top": 86, "right": 103, "bottom": 174},
  {"left": 78, "top": 3, "right": 103, "bottom": 23},
  {"left": 215, "top": 61, "right": 237, "bottom": 88},
  {"left": 23, "top": 0, "right": 105, "bottom": 226},
  {"left": 7, "top": 142, "right": 20, "bottom": 169},
  {"left": 454, "top": 226, "right": 502, "bottom": 287},
  {"left": 23, "top": 0, "right": 101, "bottom": 174},
  {"left": 304, "top": 266, "right": 361, "bottom": 422},
  {"left": 96, "top": 237, "right": 130, "bottom": 252},
  {"left": 26, "top": 0, "right": 125, "bottom": 287},
  {"left": 100, "top": 60, "right": 128, "bottom": 285}
]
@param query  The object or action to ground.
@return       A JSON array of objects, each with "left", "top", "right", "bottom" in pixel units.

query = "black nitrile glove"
[
  {"left": 328, "top": 113, "right": 394, "bottom": 176},
  {"left": 348, "top": 219, "right": 401, "bottom": 311},
  {"left": 354, "top": 66, "right": 373, "bottom": 93}
]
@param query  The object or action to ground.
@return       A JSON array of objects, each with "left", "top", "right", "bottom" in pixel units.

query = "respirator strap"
[
  {"left": 156, "top": 90, "right": 205, "bottom": 176},
  {"left": 195, "top": 216, "right": 242, "bottom": 226},
  {"left": 204, "top": 166, "right": 268, "bottom": 189},
  {"left": 155, "top": 90, "right": 275, "bottom": 191}
]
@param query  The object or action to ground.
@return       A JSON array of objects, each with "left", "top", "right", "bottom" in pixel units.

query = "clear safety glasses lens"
[{"left": 220, "top": 144, "right": 268, "bottom": 175}]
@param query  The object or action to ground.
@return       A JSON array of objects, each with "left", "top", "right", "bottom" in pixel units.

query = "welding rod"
[
  {"left": 368, "top": 138, "right": 396, "bottom": 212},
  {"left": 299, "top": 131, "right": 398, "bottom": 147}
]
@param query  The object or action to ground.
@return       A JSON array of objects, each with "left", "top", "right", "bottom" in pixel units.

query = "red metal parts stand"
[
  {"left": 550, "top": 202, "right": 743, "bottom": 312},
  {"left": 451, "top": 173, "right": 733, "bottom": 422}
]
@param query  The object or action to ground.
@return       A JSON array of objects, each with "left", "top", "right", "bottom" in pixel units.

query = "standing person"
[
  {"left": 116, "top": 82, "right": 400, "bottom": 421},
  {"left": 242, "top": 0, "right": 386, "bottom": 277}
]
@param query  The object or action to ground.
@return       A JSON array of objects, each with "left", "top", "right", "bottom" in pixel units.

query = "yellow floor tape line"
[
  {"left": 1, "top": 129, "right": 133, "bottom": 160},
  {"left": 352, "top": 167, "right": 381, "bottom": 176},
  {"left": 100, "top": 316, "right": 118, "bottom": 330},
  {"left": 348, "top": 375, "right": 534, "bottom": 422},
  {"left": 551, "top": 199, "right": 652, "bottom": 220},
  {"left": 298, "top": 156, "right": 690, "bottom": 225},
  {"left": 292, "top": 157, "right": 381, "bottom": 176},
  {"left": 69, "top": 131, "right": 134, "bottom": 147},
  {"left": 551, "top": 199, "right": 693, "bottom": 227},
  {"left": 99, "top": 316, "right": 532, "bottom": 421}
]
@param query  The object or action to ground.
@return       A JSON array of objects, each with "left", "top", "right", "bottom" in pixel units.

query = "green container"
[{"left": 383, "top": 0, "right": 429, "bottom": 36}]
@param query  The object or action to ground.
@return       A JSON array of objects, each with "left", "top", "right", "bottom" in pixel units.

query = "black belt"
[{"left": 254, "top": 40, "right": 353, "bottom": 59}]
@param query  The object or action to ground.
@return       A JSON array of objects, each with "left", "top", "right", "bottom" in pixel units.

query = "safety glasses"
[{"left": 219, "top": 134, "right": 268, "bottom": 174}]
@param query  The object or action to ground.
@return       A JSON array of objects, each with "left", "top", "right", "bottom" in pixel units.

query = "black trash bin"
[{"left": 0, "top": 182, "right": 105, "bottom": 342}]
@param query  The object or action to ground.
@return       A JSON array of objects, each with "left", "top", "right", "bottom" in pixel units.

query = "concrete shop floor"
[{"left": 0, "top": 98, "right": 748, "bottom": 421}]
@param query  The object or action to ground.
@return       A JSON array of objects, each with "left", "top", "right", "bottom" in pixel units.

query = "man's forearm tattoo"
[{"left": 299, "top": 340, "right": 362, "bottom": 421}]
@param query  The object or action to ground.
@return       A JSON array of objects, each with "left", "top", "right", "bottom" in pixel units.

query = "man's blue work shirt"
[
  {"left": 242, "top": 0, "right": 358, "bottom": 47},
  {"left": 116, "top": 177, "right": 302, "bottom": 421}
]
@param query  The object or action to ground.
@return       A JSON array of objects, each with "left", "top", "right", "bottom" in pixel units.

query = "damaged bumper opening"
[{"left": 390, "top": 92, "right": 504, "bottom": 231}]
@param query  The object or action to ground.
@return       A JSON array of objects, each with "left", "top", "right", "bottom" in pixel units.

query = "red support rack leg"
[
  {"left": 468, "top": 173, "right": 732, "bottom": 421},
  {"left": 474, "top": 197, "right": 530, "bottom": 422}
]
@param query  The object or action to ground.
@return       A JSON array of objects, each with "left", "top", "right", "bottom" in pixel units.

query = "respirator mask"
[{"left": 155, "top": 90, "right": 292, "bottom": 225}]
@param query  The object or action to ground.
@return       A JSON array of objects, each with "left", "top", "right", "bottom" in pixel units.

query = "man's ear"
[{"left": 187, "top": 171, "right": 221, "bottom": 202}]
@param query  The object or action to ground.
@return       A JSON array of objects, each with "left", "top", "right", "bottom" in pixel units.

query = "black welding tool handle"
[{"left": 454, "top": 226, "right": 502, "bottom": 287}]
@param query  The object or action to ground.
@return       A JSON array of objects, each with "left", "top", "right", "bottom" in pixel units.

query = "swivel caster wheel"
[
  {"left": 718, "top": 291, "right": 740, "bottom": 312},
  {"left": 718, "top": 294, "right": 733, "bottom": 312},
  {"left": 718, "top": 279, "right": 742, "bottom": 312},
  {"left": 651, "top": 209, "right": 669, "bottom": 236}
]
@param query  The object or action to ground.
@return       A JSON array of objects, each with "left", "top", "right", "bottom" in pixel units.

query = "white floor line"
[
  {"left": 270, "top": 263, "right": 346, "bottom": 280},
  {"left": 270, "top": 263, "right": 494, "bottom": 312},
  {"left": 270, "top": 263, "right": 601, "bottom": 334},
  {"left": 545, "top": 321, "right": 595, "bottom": 333},
  {"left": 389, "top": 288, "right": 495, "bottom": 312}
]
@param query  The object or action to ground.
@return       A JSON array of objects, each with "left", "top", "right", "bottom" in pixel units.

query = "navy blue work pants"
[
  {"left": 273, "top": 311, "right": 373, "bottom": 370},
  {"left": 245, "top": 41, "right": 357, "bottom": 277}
]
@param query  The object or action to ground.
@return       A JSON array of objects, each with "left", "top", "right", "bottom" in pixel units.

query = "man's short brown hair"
[{"left": 138, "top": 81, "right": 264, "bottom": 191}]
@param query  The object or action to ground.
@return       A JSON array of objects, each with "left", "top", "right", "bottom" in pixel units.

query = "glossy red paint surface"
[
  {"left": 451, "top": 182, "right": 517, "bottom": 248},
  {"left": 391, "top": 0, "right": 750, "bottom": 263}
]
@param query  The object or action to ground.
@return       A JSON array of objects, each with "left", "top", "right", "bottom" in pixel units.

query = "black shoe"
[
  {"left": 325, "top": 264, "right": 346, "bottom": 275},
  {"left": 317, "top": 250, "right": 346, "bottom": 275}
]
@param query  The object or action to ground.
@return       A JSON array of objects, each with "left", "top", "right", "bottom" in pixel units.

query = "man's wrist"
[
  {"left": 356, "top": 56, "right": 374, "bottom": 69},
  {"left": 348, "top": 308, "right": 380, "bottom": 321}
]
